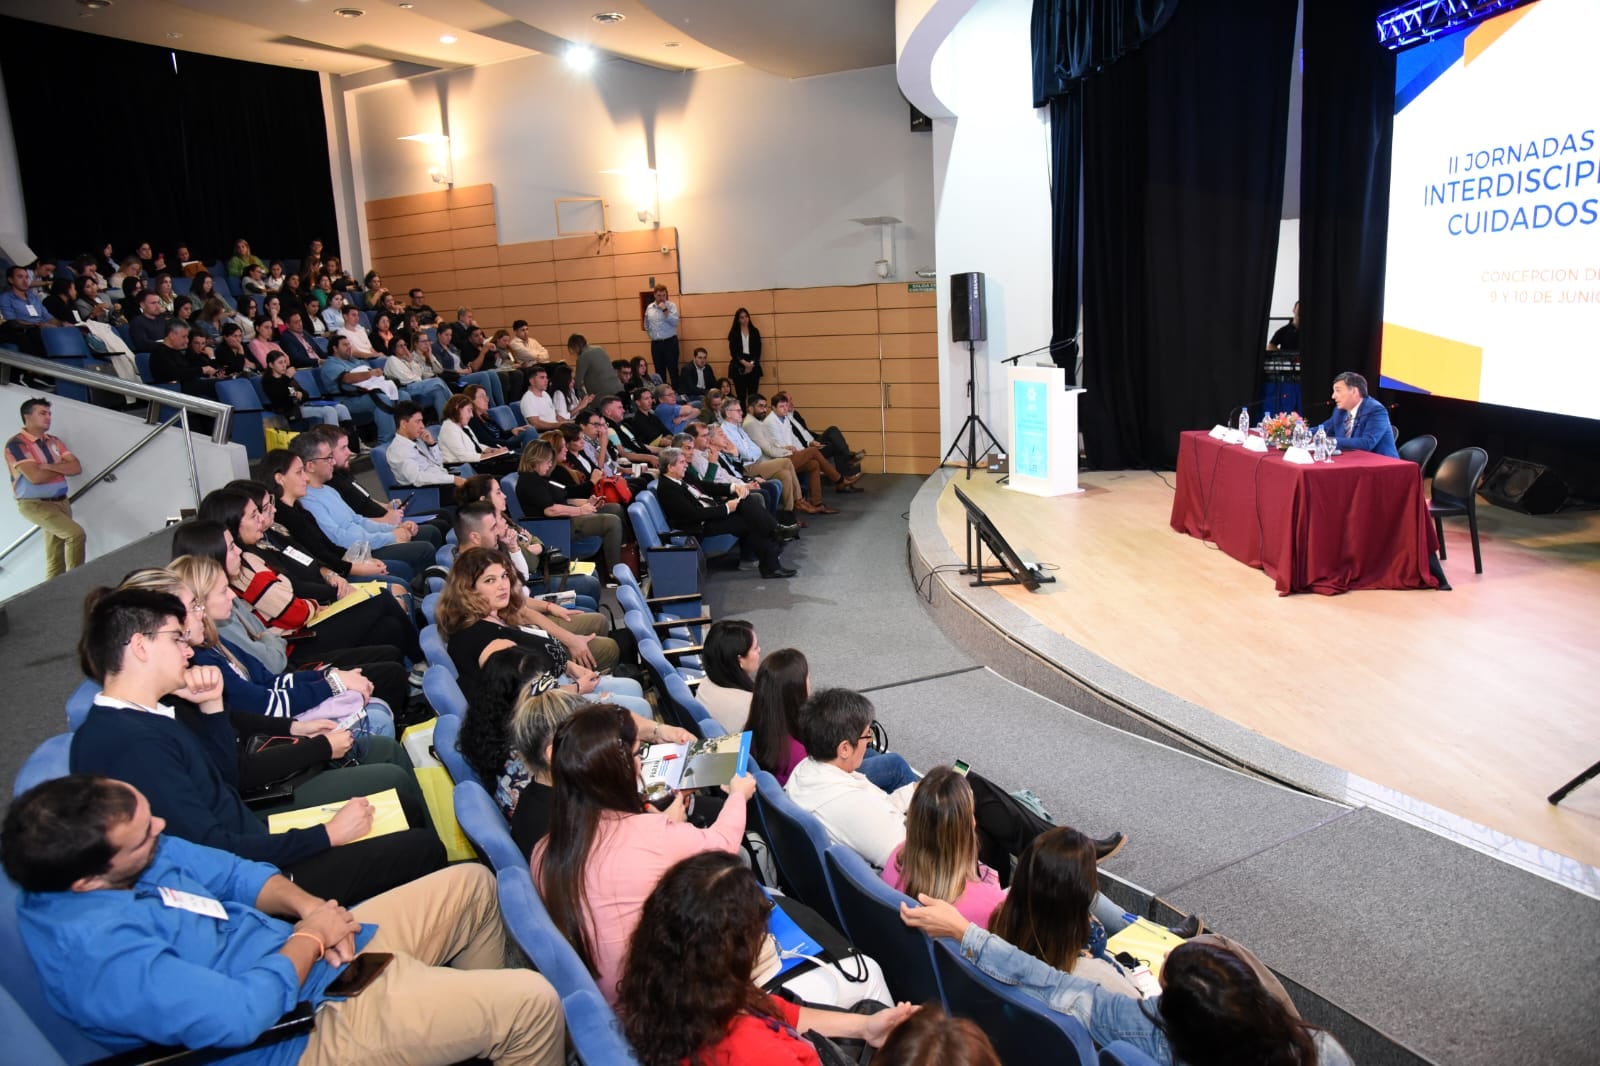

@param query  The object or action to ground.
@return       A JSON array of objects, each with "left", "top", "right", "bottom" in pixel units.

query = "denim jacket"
[{"left": 958, "top": 925, "right": 1354, "bottom": 1065}]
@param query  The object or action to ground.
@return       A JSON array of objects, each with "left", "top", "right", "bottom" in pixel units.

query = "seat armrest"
[
  {"left": 92, "top": 1003, "right": 315, "bottom": 1066},
  {"left": 662, "top": 644, "right": 705, "bottom": 659},
  {"left": 644, "top": 593, "right": 702, "bottom": 606},
  {"left": 652, "top": 615, "right": 712, "bottom": 630}
]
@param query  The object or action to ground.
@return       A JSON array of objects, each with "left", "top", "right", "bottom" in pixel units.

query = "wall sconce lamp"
[
  {"left": 399, "top": 132, "right": 453, "bottom": 188},
  {"left": 601, "top": 166, "right": 660, "bottom": 227}
]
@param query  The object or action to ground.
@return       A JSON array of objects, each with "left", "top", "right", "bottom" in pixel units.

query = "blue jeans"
[
  {"left": 401, "top": 379, "right": 453, "bottom": 419},
  {"left": 341, "top": 393, "right": 396, "bottom": 445},
  {"left": 300, "top": 402, "right": 351, "bottom": 426},
  {"left": 860, "top": 748, "right": 918, "bottom": 793}
]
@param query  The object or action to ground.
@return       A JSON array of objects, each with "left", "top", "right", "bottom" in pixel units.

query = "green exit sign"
[{"left": 907, "top": 282, "right": 936, "bottom": 292}]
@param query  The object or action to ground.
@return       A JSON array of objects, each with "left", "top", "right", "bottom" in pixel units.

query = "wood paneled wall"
[{"left": 366, "top": 185, "right": 938, "bottom": 474}]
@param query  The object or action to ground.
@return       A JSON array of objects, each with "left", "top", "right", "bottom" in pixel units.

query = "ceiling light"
[
  {"left": 438, "top": 34, "right": 456, "bottom": 44},
  {"left": 398, "top": 2, "right": 414, "bottom": 7},
  {"left": 592, "top": 12, "right": 625, "bottom": 24},
  {"left": 334, "top": 8, "right": 364, "bottom": 18},
  {"left": 664, "top": 41, "right": 680, "bottom": 48},
  {"left": 77, "top": 0, "right": 112, "bottom": 9},
  {"left": 166, "top": 31, "right": 183, "bottom": 38},
  {"left": 565, "top": 45, "right": 596, "bottom": 72}
]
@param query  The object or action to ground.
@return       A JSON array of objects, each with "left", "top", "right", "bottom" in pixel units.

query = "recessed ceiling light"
[
  {"left": 77, "top": 0, "right": 111, "bottom": 9},
  {"left": 398, "top": 2, "right": 414, "bottom": 7},
  {"left": 565, "top": 45, "right": 596, "bottom": 72},
  {"left": 664, "top": 41, "right": 680, "bottom": 48},
  {"left": 166, "top": 31, "right": 182, "bottom": 38},
  {"left": 334, "top": 8, "right": 364, "bottom": 18},
  {"left": 592, "top": 12, "right": 625, "bottom": 24},
  {"left": 438, "top": 34, "right": 457, "bottom": 44}
]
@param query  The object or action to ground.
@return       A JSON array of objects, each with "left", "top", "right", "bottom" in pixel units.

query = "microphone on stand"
[
  {"left": 1001, "top": 338, "right": 1079, "bottom": 366},
  {"left": 1225, "top": 398, "right": 1270, "bottom": 428}
]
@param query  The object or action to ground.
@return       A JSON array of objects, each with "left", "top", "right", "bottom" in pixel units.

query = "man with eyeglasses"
[
  {"left": 291, "top": 431, "right": 439, "bottom": 579},
  {"left": 312, "top": 423, "right": 450, "bottom": 544}
]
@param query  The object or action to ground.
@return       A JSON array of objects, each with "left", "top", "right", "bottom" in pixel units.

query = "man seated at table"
[{"left": 1318, "top": 371, "right": 1398, "bottom": 459}]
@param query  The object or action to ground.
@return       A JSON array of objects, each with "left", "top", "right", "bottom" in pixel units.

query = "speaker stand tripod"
[
  {"left": 941, "top": 339, "right": 1004, "bottom": 481},
  {"left": 1549, "top": 759, "right": 1600, "bottom": 805}
]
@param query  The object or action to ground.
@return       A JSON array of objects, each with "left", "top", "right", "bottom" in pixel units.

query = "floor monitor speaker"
[
  {"left": 951, "top": 272, "right": 986, "bottom": 343},
  {"left": 1479, "top": 457, "right": 1568, "bottom": 515}
]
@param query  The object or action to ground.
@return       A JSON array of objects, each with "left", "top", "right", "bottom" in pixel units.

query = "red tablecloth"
[{"left": 1170, "top": 430, "right": 1440, "bottom": 595}]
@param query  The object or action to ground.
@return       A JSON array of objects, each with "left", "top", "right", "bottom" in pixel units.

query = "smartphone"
[
  {"left": 393, "top": 493, "right": 414, "bottom": 511},
  {"left": 952, "top": 759, "right": 970, "bottom": 777},
  {"left": 324, "top": 952, "right": 393, "bottom": 998}
]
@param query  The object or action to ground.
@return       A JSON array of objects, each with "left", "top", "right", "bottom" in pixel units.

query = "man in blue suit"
[{"left": 1319, "top": 371, "right": 1398, "bottom": 458}]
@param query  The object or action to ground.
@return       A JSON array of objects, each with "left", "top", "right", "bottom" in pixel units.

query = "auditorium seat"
[
  {"left": 752, "top": 769, "right": 842, "bottom": 929},
  {"left": 1397, "top": 434, "right": 1438, "bottom": 476},
  {"left": 823, "top": 844, "right": 944, "bottom": 1004},
  {"left": 932, "top": 938, "right": 1097, "bottom": 1066},
  {"left": 430, "top": 714, "right": 476, "bottom": 789},
  {"left": 452, "top": 780, "right": 522, "bottom": 874},
  {"left": 421, "top": 665, "right": 467, "bottom": 718},
  {"left": 371, "top": 447, "right": 440, "bottom": 514},
  {"left": 1429, "top": 446, "right": 1489, "bottom": 574},
  {"left": 12, "top": 735, "right": 71, "bottom": 797}
]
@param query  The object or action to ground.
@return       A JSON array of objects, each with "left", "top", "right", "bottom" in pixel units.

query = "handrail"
[
  {"left": 0, "top": 350, "right": 233, "bottom": 442},
  {"left": 0, "top": 349, "right": 236, "bottom": 570}
]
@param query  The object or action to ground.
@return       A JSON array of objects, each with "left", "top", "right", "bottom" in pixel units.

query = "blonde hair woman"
[{"left": 883, "top": 767, "right": 1006, "bottom": 927}]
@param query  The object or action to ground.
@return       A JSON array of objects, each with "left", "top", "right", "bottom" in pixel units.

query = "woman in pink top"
[
  {"left": 532, "top": 704, "right": 756, "bottom": 1004},
  {"left": 881, "top": 768, "right": 1007, "bottom": 927},
  {"left": 246, "top": 317, "right": 287, "bottom": 371}
]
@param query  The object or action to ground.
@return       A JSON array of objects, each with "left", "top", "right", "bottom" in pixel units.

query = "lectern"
[{"left": 1007, "top": 365, "right": 1083, "bottom": 496}]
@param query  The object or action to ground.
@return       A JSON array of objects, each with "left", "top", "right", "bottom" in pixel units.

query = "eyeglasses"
[
  {"left": 858, "top": 730, "right": 875, "bottom": 745},
  {"left": 139, "top": 628, "right": 189, "bottom": 647},
  {"left": 306, "top": 455, "right": 335, "bottom": 465}
]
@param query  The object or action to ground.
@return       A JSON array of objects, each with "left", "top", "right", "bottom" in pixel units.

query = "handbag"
[{"left": 594, "top": 475, "right": 633, "bottom": 505}]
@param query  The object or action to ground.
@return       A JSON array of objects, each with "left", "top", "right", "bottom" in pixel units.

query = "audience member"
[
  {"left": 69, "top": 588, "right": 444, "bottom": 902},
  {"left": 655, "top": 446, "right": 794, "bottom": 579},
  {"left": 519, "top": 364, "right": 570, "bottom": 431},
  {"left": 510, "top": 319, "right": 548, "bottom": 364},
  {"left": 718, "top": 397, "right": 806, "bottom": 512},
  {"left": 319, "top": 334, "right": 398, "bottom": 444},
  {"left": 6, "top": 396, "right": 85, "bottom": 580},
  {"left": 226, "top": 237, "right": 264, "bottom": 277},
  {"left": 127, "top": 290, "right": 168, "bottom": 353},
  {"left": 150, "top": 319, "right": 222, "bottom": 397},
  {"left": 751, "top": 391, "right": 863, "bottom": 491},
  {"left": 786, "top": 689, "right": 1122, "bottom": 881},
  {"left": 406, "top": 286, "right": 436, "bottom": 325},
  {"left": 454, "top": 475, "right": 603, "bottom": 608},
  {"left": 697, "top": 619, "right": 759, "bottom": 733},
  {"left": 630, "top": 355, "right": 660, "bottom": 388},
  {"left": 339, "top": 304, "right": 376, "bottom": 356},
  {"left": 643, "top": 283, "right": 681, "bottom": 381},
  {"left": 599, "top": 394, "right": 660, "bottom": 468},
  {"left": 727, "top": 306, "right": 764, "bottom": 402},
  {"left": 440, "top": 393, "right": 518, "bottom": 475},
  {"left": 617, "top": 851, "right": 912, "bottom": 1063},
  {"left": 263, "top": 350, "right": 350, "bottom": 428},
  {"left": 290, "top": 433, "right": 438, "bottom": 577},
  {"left": 651, "top": 383, "right": 701, "bottom": 434},
  {"left": 565, "top": 332, "right": 616, "bottom": 399},
  {"left": 386, "top": 401, "right": 465, "bottom": 503},
  {"left": 873, "top": 1005, "right": 1000, "bottom": 1066},
  {"left": 3, "top": 776, "right": 565, "bottom": 1065},
  {"left": 532, "top": 705, "right": 755, "bottom": 1004},
  {"left": 901, "top": 899, "right": 1351, "bottom": 1065},
  {"left": 246, "top": 316, "right": 286, "bottom": 370},
  {"left": 675, "top": 346, "right": 716, "bottom": 399},
  {"left": 516, "top": 441, "right": 624, "bottom": 573},
  {"left": 319, "top": 423, "right": 442, "bottom": 543},
  {"left": 435, "top": 546, "right": 625, "bottom": 691}
]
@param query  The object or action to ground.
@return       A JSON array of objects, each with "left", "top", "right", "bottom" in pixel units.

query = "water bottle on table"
[
  {"left": 1237, "top": 407, "right": 1250, "bottom": 440},
  {"left": 1313, "top": 427, "right": 1328, "bottom": 462}
]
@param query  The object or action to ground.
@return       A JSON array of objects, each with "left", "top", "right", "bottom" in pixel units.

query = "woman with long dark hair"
[
  {"left": 900, "top": 846, "right": 1342, "bottom": 1064},
  {"left": 726, "top": 306, "right": 763, "bottom": 403},
  {"left": 745, "top": 648, "right": 916, "bottom": 792},
  {"left": 533, "top": 705, "right": 755, "bottom": 1004},
  {"left": 697, "top": 619, "right": 759, "bottom": 733},
  {"left": 454, "top": 473, "right": 602, "bottom": 610},
  {"left": 617, "top": 852, "right": 915, "bottom": 1065}
]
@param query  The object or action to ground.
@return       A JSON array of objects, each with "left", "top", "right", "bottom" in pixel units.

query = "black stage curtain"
[
  {"left": 1046, "top": 92, "right": 1081, "bottom": 370},
  {"left": 1298, "top": 0, "right": 1395, "bottom": 417},
  {"left": 1031, "top": 0, "right": 1181, "bottom": 106},
  {"left": 1078, "top": 0, "right": 1299, "bottom": 470},
  {"left": 0, "top": 16, "right": 337, "bottom": 266}
]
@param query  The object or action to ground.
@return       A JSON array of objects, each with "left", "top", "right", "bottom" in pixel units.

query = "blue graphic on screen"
[{"left": 1013, "top": 380, "right": 1049, "bottom": 480}]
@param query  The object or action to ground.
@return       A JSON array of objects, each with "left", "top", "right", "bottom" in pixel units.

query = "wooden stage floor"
[{"left": 934, "top": 470, "right": 1600, "bottom": 870}]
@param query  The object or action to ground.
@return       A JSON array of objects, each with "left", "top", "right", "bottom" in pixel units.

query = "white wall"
[
  {"left": 0, "top": 70, "right": 32, "bottom": 262},
  {"left": 925, "top": 0, "right": 1055, "bottom": 455},
  {"left": 0, "top": 388, "right": 250, "bottom": 603},
  {"left": 347, "top": 59, "right": 936, "bottom": 293}
]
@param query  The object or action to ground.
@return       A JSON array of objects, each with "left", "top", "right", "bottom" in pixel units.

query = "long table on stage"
[{"left": 1170, "top": 430, "right": 1440, "bottom": 595}]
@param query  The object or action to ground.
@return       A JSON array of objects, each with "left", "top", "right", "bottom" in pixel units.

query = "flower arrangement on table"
[{"left": 1259, "top": 411, "right": 1307, "bottom": 449}]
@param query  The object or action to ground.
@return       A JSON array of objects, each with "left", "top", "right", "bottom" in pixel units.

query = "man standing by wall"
[
  {"left": 6, "top": 397, "right": 85, "bottom": 579},
  {"left": 643, "top": 283, "right": 681, "bottom": 383}
]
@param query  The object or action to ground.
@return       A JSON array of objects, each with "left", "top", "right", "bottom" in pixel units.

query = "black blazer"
[
  {"left": 727, "top": 326, "right": 763, "bottom": 370},
  {"left": 655, "top": 475, "right": 731, "bottom": 536},
  {"left": 675, "top": 362, "right": 716, "bottom": 397}
]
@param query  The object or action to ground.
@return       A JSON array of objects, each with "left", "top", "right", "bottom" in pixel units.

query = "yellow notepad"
[
  {"left": 266, "top": 788, "right": 408, "bottom": 843},
  {"left": 1106, "top": 918, "right": 1186, "bottom": 979},
  {"left": 567, "top": 561, "right": 596, "bottom": 577},
  {"left": 306, "top": 583, "right": 382, "bottom": 627}
]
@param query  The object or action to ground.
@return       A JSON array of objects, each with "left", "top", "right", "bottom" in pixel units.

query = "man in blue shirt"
[
  {"left": 317, "top": 335, "right": 395, "bottom": 445},
  {"left": 0, "top": 264, "right": 58, "bottom": 326},
  {"left": 1317, "top": 371, "right": 1399, "bottom": 459},
  {"left": 289, "top": 430, "right": 437, "bottom": 576},
  {"left": 4, "top": 775, "right": 565, "bottom": 1066}
]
